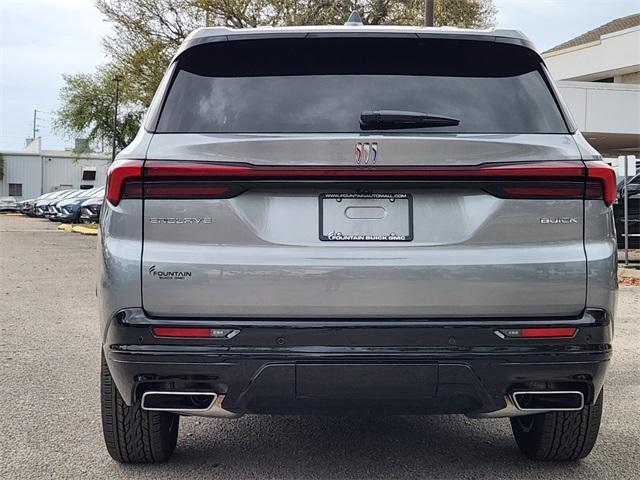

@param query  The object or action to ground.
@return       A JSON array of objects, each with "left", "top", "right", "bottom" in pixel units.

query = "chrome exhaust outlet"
[
  {"left": 141, "top": 392, "right": 242, "bottom": 418},
  {"left": 511, "top": 391, "right": 584, "bottom": 412}
]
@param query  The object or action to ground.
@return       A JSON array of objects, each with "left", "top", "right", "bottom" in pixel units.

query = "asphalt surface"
[{"left": 1, "top": 214, "right": 639, "bottom": 480}]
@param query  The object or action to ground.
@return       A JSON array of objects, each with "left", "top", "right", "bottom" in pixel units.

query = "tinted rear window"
[{"left": 156, "top": 38, "right": 568, "bottom": 134}]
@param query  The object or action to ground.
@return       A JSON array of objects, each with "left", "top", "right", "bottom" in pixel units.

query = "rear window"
[{"left": 156, "top": 38, "right": 568, "bottom": 134}]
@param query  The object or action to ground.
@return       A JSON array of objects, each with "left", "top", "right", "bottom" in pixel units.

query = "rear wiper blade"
[{"left": 360, "top": 110, "right": 460, "bottom": 130}]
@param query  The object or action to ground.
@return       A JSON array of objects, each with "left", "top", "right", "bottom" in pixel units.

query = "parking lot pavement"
[{"left": 1, "top": 213, "right": 639, "bottom": 480}]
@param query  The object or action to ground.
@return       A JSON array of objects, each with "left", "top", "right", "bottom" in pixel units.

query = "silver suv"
[{"left": 98, "top": 22, "right": 617, "bottom": 463}]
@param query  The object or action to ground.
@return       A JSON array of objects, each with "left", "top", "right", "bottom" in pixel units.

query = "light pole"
[
  {"left": 111, "top": 75, "right": 123, "bottom": 162},
  {"left": 424, "top": 0, "right": 434, "bottom": 26}
]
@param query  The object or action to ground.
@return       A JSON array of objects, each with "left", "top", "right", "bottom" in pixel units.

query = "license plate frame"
[{"left": 319, "top": 193, "right": 413, "bottom": 242}]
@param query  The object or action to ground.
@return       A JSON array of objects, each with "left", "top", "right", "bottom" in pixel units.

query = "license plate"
[{"left": 319, "top": 193, "right": 413, "bottom": 241}]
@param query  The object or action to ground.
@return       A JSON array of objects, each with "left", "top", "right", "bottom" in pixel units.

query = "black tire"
[
  {"left": 510, "top": 389, "right": 603, "bottom": 461},
  {"left": 101, "top": 352, "right": 179, "bottom": 463}
]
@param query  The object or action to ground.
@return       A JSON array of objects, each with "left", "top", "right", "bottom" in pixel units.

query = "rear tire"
[
  {"left": 101, "top": 352, "right": 179, "bottom": 463},
  {"left": 510, "top": 389, "right": 603, "bottom": 461}
]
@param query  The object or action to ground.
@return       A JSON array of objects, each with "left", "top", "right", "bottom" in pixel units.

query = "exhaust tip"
[
  {"left": 512, "top": 391, "right": 584, "bottom": 412},
  {"left": 141, "top": 391, "right": 217, "bottom": 412}
]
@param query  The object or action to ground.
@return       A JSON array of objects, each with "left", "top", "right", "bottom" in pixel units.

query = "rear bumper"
[{"left": 103, "top": 308, "right": 612, "bottom": 416}]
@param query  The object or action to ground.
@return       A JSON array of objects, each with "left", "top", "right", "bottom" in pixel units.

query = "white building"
[
  {"left": 542, "top": 13, "right": 640, "bottom": 166},
  {"left": 0, "top": 138, "right": 110, "bottom": 200}
]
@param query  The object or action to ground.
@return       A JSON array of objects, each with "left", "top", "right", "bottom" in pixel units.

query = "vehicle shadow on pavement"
[{"left": 115, "top": 414, "right": 606, "bottom": 479}]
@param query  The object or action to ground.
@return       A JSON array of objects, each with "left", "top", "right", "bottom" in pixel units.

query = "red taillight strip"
[
  {"left": 144, "top": 185, "right": 231, "bottom": 197},
  {"left": 500, "top": 186, "right": 585, "bottom": 197},
  {"left": 143, "top": 160, "right": 586, "bottom": 180},
  {"left": 105, "top": 159, "right": 616, "bottom": 206}
]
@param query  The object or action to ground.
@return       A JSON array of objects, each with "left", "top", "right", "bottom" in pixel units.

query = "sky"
[{"left": 1, "top": 0, "right": 639, "bottom": 151}]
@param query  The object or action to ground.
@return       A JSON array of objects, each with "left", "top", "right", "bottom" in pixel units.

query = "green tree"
[
  {"left": 54, "top": 68, "right": 143, "bottom": 152},
  {"left": 434, "top": 0, "right": 496, "bottom": 28},
  {"left": 96, "top": 0, "right": 205, "bottom": 106},
  {"left": 192, "top": 1, "right": 495, "bottom": 28},
  {"left": 55, "top": 0, "right": 496, "bottom": 153}
]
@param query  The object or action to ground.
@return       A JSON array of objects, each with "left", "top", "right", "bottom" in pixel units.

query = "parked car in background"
[
  {"left": 79, "top": 190, "right": 105, "bottom": 223},
  {"left": 22, "top": 192, "right": 56, "bottom": 216},
  {"left": 54, "top": 187, "right": 105, "bottom": 223},
  {"left": 614, "top": 174, "right": 640, "bottom": 248},
  {"left": 43, "top": 190, "right": 81, "bottom": 222},
  {"left": 45, "top": 189, "right": 90, "bottom": 221},
  {"left": 17, "top": 199, "right": 33, "bottom": 213},
  {"left": 45, "top": 190, "right": 81, "bottom": 221},
  {"left": 35, "top": 190, "right": 78, "bottom": 218},
  {"left": 33, "top": 190, "right": 73, "bottom": 217},
  {"left": 0, "top": 196, "right": 19, "bottom": 212}
]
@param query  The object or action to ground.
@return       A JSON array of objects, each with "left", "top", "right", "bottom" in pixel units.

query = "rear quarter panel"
[{"left": 98, "top": 130, "right": 150, "bottom": 336}]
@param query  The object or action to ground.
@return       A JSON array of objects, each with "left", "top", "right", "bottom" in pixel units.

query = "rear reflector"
[
  {"left": 152, "top": 327, "right": 211, "bottom": 338},
  {"left": 152, "top": 327, "right": 240, "bottom": 338},
  {"left": 104, "top": 159, "right": 617, "bottom": 206},
  {"left": 521, "top": 327, "right": 577, "bottom": 338},
  {"left": 496, "top": 327, "right": 577, "bottom": 339}
]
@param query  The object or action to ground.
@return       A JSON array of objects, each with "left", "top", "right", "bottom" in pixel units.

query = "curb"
[{"left": 71, "top": 225, "right": 98, "bottom": 236}]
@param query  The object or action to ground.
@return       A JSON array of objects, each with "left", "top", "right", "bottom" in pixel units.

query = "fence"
[{"left": 619, "top": 155, "right": 639, "bottom": 267}]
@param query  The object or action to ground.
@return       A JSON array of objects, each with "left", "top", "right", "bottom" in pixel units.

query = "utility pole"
[
  {"left": 111, "top": 75, "right": 123, "bottom": 162},
  {"left": 424, "top": 0, "right": 434, "bottom": 27},
  {"left": 32, "top": 109, "right": 41, "bottom": 139}
]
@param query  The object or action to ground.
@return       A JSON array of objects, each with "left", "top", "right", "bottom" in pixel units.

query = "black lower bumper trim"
[{"left": 103, "top": 308, "right": 612, "bottom": 414}]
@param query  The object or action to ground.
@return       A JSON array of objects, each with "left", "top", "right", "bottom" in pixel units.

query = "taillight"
[
  {"left": 105, "top": 159, "right": 143, "bottom": 206},
  {"left": 104, "top": 159, "right": 617, "bottom": 205},
  {"left": 105, "top": 160, "right": 244, "bottom": 205},
  {"left": 492, "top": 183, "right": 586, "bottom": 200},
  {"left": 585, "top": 161, "right": 617, "bottom": 206},
  {"left": 142, "top": 160, "right": 586, "bottom": 180},
  {"left": 141, "top": 183, "right": 245, "bottom": 199}
]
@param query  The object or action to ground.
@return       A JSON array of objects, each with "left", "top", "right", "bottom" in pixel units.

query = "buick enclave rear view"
[{"left": 98, "top": 23, "right": 617, "bottom": 463}]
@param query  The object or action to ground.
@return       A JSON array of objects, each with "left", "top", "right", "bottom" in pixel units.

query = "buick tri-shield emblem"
[{"left": 355, "top": 142, "right": 378, "bottom": 165}]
